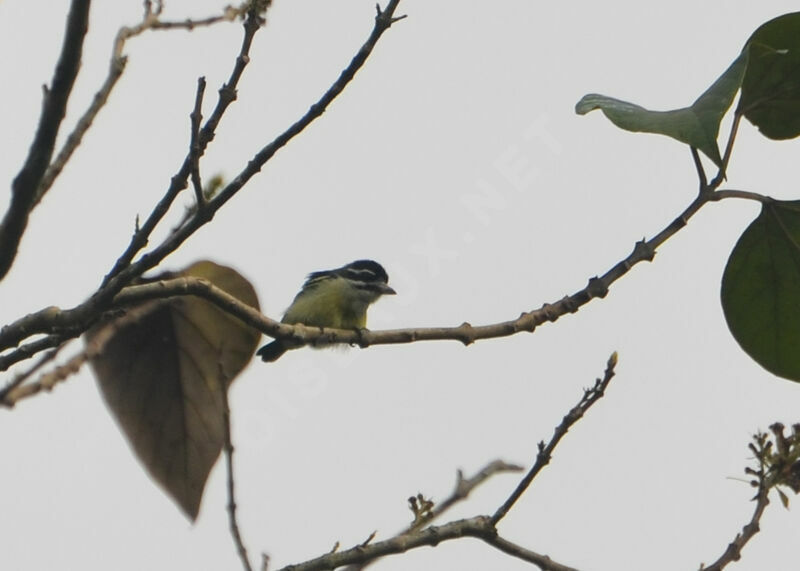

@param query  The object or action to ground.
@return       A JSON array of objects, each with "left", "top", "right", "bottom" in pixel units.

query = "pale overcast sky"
[{"left": 2, "top": 1, "right": 800, "bottom": 570}]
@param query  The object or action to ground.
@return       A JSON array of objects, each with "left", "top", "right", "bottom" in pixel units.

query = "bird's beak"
[{"left": 380, "top": 284, "right": 397, "bottom": 295}]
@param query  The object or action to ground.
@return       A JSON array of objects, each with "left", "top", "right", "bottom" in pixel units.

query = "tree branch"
[
  {"left": 100, "top": 0, "right": 406, "bottom": 295},
  {"left": 0, "top": 170, "right": 769, "bottom": 366},
  {"left": 101, "top": 5, "right": 266, "bottom": 289},
  {"left": 492, "top": 353, "right": 617, "bottom": 524},
  {"left": 221, "top": 362, "right": 253, "bottom": 571},
  {"left": 0, "top": 342, "right": 70, "bottom": 405},
  {"left": 0, "top": 0, "right": 91, "bottom": 281},
  {"left": 0, "top": 170, "right": 771, "bottom": 368},
  {"left": 699, "top": 430, "right": 776, "bottom": 571},
  {"left": 343, "top": 459, "right": 524, "bottom": 571},
  {"left": 0, "top": 1, "right": 408, "bottom": 372},
  {"left": 275, "top": 516, "right": 580, "bottom": 571},
  {"left": 189, "top": 77, "right": 208, "bottom": 208},
  {"left": 34, "top": 3, "right": 243, "bottom": 207},
  {"left": 699, "top": 487, "right": 769, "bottom": 571}
]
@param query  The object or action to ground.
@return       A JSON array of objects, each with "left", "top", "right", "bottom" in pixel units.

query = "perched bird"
[{"left": 257, "top": 259, "right": 396, "bottom": 362}]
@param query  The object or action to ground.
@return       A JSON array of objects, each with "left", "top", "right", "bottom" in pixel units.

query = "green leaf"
[
  {"left": 740, "top": 12, "right": 800, "bottom": 139},
  {"left": 87, "top": 260, "right": 261, "bottom": 520},
  {"left": 721, "top": 201, "right": 800, "bottom": 381},
  {"left": 575, "top": 52, "right": 747, "bottom": 167}
]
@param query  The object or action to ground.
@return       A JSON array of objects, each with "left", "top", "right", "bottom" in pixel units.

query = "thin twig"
[
  {"left": 189, "top": 77, "right": 208, "bottom": 208},
  {"left": 491, "top": 352, "right": 618, "bottom": 525},
  {"left": 221, "top": 367, "right": 253, "bottom": 571},
  {"left": 699, "top": 486, "right": 769, "bottom": 571},
  {"left": 101, "top": 6, "right": 266, "bottom": 289},
  {"left": 34, "top": 4, "right": 242, "bottom": 206},
  {"left": 101, "top": 0, "right": 406, "bottom": 294},
  {"left": 0, "top": 334, "right": 66, "bottom": 373},
  {"left": 1, "top": 351, "right": 87, "bottom": 407},
  {"left": 0, "top": 343, "right": 70, "bottom": 405},
  {"left": 699, "top": 430, "right": 777, "bottom": 571},
  {"left": 35, "top": 57, "right": 126, "bottom": 205},
  {"left": 708, "top": 111, "right": 742, "bottom": 189},
  {"left": 343, "top": 459, "right": 523, "bottom": 571},
  {"left": 0, "top": 0, "right": 91, "bottom": 281},
  {"left": 690, "top": 146, "right": 708, "bottom": 191},
  {"left": 433, "top": 460, "right": 524, "bottom": 523}
]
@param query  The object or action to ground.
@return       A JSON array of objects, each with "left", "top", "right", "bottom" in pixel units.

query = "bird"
[{"left": 257, "top": 259, "right": 396, "bottom": 362}]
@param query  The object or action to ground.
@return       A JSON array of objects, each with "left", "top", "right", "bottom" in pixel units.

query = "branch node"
[
  {"left": 631, "top": 239, "right": 655, "bottom": 262},
  {"left": 587, "top": 276, "right": 609, "bottom": 299}
]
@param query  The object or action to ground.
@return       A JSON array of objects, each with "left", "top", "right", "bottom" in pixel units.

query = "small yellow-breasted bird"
[{"left": 257, "top": 259, "right": 396, "bottom": 362}]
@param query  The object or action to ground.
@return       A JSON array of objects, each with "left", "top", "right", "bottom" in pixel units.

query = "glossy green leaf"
[
  {"left": 87, "top": 261, "right": 260, "bottom": 520},
  {"left": 575, "top": 52, "right": 747, "bottom": 167},
  {"left": 721, "top": 201, "right": 800, "bottom": 381},
  {"left": 739, "top": 12, "right": 800, "bottom": 139}
]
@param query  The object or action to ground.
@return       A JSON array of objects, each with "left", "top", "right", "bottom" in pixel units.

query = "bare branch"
[
  {"left": 101, "top": 0, "right": 407, "bottom": 294},
  {"left": 0, "top": 334, "right": 66, "bottom": 374},
  {"left": 0, "top": 343, "right": 70, "bottom": 405},
  {"left": 492, "top": 353, "right": 618, "bottom": 524},
  {"left": 35, "top": 57, "right": 125, "bottom": 205},
  {"left": 690, "top": 147, "right": 708, "bottom": 192},
  {"left": 190, "top": 77, "right": 208, "bottom": 208},
  {"left": 434, "top": 460, "right": 524, "bottom": 523},
  {"left": 344, "top": 459, "right": 523, "bottom": 571},
  {"left": 101, "top": 6, "right": 265, "bottom": 288},
  {"left": 0, "top": 0, "right": 91, "bottom": 280},
  {"left": 0, "top": 151, "right": 768, "bottom": 368},
  {"left": 275, "top": 516, "right": 580, "bottom": 571},
  {"left": 699, "top": 487, "right": 769, "bottom": 571},
  {"left": 484, "top": 532, "right": 581, "bottom": 571},
  {"left": 221, "top": 364, "right": 254, "bottom": 571},
  {"left": 1, "top": 301, "right": 162, "bottom": 405},
  {"left": 33, "top": 4, "right": 243, "bottom": 206},
  {"left": 708, "top": 111, "right": 743, "bottom": 189},
  {"left": 1, "top": 0, "right": 408, "bottom": 372},
  {"left": 1, "top": 351, "right": 86, "bottom": 407},
  {"left": 699, "top": 430, "right": 775, "bottom": 571}
]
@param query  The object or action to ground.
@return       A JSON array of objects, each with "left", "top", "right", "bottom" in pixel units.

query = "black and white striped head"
[{"left": 305, "top": 259, "right": 396, "bottom": 297}]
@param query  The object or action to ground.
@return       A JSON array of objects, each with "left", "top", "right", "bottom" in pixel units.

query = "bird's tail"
[{"left": 256, "top": 340, "right": 288, "bottom": 362}]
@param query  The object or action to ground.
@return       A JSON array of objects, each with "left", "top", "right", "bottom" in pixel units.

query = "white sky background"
[{"left": 2, "top": 1, "right": 800, "bottom": 570}]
